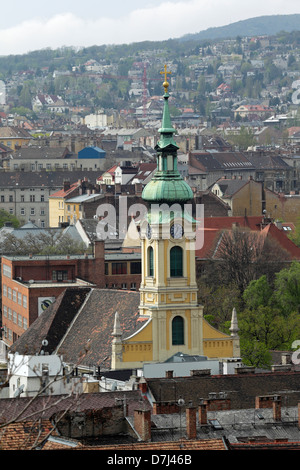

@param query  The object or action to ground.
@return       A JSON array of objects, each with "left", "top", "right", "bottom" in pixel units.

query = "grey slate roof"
[
  {"left": 136, "top": 406, "right": 300, "bottom": 444},
  {"left": 216, "top": 179, "right": 249, "bottom": 197},
  {"left": 145, "top": 372, "right": 300, "bottom": 410},
  {"left": 246, "top": 153, "right": 292, "bottom": 170},
  {"left": 190, "top": 150, "right": 254, "bottom": 171},
  {"left": 13, "top": 146, "right": 72, "bottom": 159},
  {"left": 10, "top": 287, "right": 142, "bottom": 368},
  {"left": 0, "top": 170, "right": 100, "bottom": 188}
]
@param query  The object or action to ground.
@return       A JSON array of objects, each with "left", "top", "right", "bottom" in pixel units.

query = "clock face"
[
  {"left": 146, "top": 224, "right": 152, "bottom": 239},
  {"left": 170, "top": 223, "right": 184, "bottom": 239}
]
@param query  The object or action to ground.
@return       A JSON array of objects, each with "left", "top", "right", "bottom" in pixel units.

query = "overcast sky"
[{"left": 0, "top": 0, "right": 300, "bottom": 56}]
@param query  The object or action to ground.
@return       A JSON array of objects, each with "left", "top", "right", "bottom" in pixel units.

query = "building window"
[
  {"left": 13, "top": 290, "right": 17, "bottom": 302},
  {"left": 112, "top": 262, "right": 127, "bottom": 275},
  {"left": 131, "top": 283, "right": 137, "bottom": 290},
  {"left": 18, "top": 292, "right": 22, "bottom": 305},
  {"left": 23, "top": 295, "right": 27, "bottom": 308},
  {"left": 30, "top": 208, "right": 35, "bottom": 215},
  {"left": 30, "top": 195, "right": 35, "bottom": 202},
  {"left": 3, "top": 305, "right": 7, "bottom": 318},
  {"left": 148, "top": 246, "right": 154, "bottom": 277},
  {"left": 121, "top": 283, "right": 127, "bottom": 289},
  {"left": 170, "top": 246, "right": 183, "bottom": 277},
  {"left": 105, "top": 263, "right": 108, "bottom": 275},
  {"left": 130, "top": 261, "right": 141, "bottom": 274},
  {"left": 3, "top": 284, "right": 7, "bottom": 296},
  {"left": 21, "top": 195, "right": 25, "bottom": 202},
  {"left": 20, "top": 208, "right": 25, "bottom": 216},
  {"left": 172, "top": 316, "right": 184, "bottom": 345},
  {"left": 52, "top": 270, "right": 68, "bottom": 281}
]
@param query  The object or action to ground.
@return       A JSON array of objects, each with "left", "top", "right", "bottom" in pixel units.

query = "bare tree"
[{"left": 207, "top": 228, "right": 291, "bottom": 294}]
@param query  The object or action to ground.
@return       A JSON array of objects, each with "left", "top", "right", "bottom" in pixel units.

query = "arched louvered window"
[
  {"left": 148, "top": 246, "right": 154, "bottom": 277},
  {"left": 172, "top": 316, "right": 184, "bottom": 345},
  {"left": 170, "top": 246, "right": 183, "bottom": 277}
]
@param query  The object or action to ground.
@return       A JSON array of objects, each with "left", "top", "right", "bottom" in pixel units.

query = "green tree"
[
  {"left": 0, "top": 209, "right": 20, "bottom": 229},
  {"left": 19, "top": 83, "right": 32, "bottom": 108},
  {"left": 198, "top": 281, "right": 242, "bottom": 331},
  {"left": 243, "top": 275, "right": 273, "bottom": 310},
  {"left": 241, "top": 338, "right": 272, "bottom": 368},
  {"left": 273, "top": 261, "right": 300, "bottom": 316}
]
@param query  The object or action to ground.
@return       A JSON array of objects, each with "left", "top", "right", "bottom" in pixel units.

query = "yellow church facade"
[
  {"left": 111, "top": 212, "right": 239, "bottom": 370},
  {"left": 111, "top": 67, "right": 240, "bottom": 370}
]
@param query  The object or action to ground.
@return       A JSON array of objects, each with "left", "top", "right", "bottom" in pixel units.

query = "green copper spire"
[{"left": 142, "top": 65, "right": 193, "bottom": 204}]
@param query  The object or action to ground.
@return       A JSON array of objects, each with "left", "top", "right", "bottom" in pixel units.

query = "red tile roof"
[
  {"left": 195, "top": 217, "right": 300, "bottom": 260},
  {"left": 49, "top": 181, "right": 79, "bottom": 198},
  {"left": 78, "top": 438, "right": 227, "bottom": 451},
  {"left": 0, "top": 420, "right": 58, "bottom": 450}
]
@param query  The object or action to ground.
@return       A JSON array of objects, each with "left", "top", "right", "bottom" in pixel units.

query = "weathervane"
[{"left": 160, "top": 64, "right": 171, "bottom": 94}]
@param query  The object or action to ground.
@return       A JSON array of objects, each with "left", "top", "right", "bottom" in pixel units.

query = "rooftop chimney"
[
  {"left": 186, "top": 406, "right": 197, "bottom": 439},
  {"left": 273, "top": 395, "right": 281, "bottom": 421},
  {"left": 134, "top": 408, "right": 151, "bottom": 442},
  {"left": 198, "top": 400, "right": 208, "bottom": 425},
  {"left": 63, "top": 180, "right": 71, "bottom": 191}
]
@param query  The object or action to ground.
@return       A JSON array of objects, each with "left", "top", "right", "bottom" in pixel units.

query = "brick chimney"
[
  {"left": 186, "top": 406, "right": 197, "bottom": 439},
  {"left": 273, "top": 396, "right": 281, "bottom": 421},
  {"left": 63, "top": 180, "right": 71, "bottom": 192},
  {"left": 134, "top": 408, "right": 151, "bottom": 442},
  {"left": 255, "top": 395, "right": 282, "bottom": 421},
  {"left": 93, "top": 240, "right": 105, "bottom": 260},
  {"left": 198, "top": 400, "right": 208, "bottom": 425}
]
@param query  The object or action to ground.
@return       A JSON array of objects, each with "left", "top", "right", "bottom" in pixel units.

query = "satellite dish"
[
  {"left": 42, "top": 339, "right": 48, "bottom": 347},
  {"left": 177, "top": 398, "right": 185, "bottom": 406}
]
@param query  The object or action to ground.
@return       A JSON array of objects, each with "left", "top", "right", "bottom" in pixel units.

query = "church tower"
[
  {"left": 111, "top": 67, "right": 240, "bottom": 369},
  {"left": 139, "top": 66, "right": 204, "bottom": 362}
]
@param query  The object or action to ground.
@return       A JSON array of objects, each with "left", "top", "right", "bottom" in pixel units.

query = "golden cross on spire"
[{"left": 160, "top": 64, "right": 171, "bottom": 93}]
